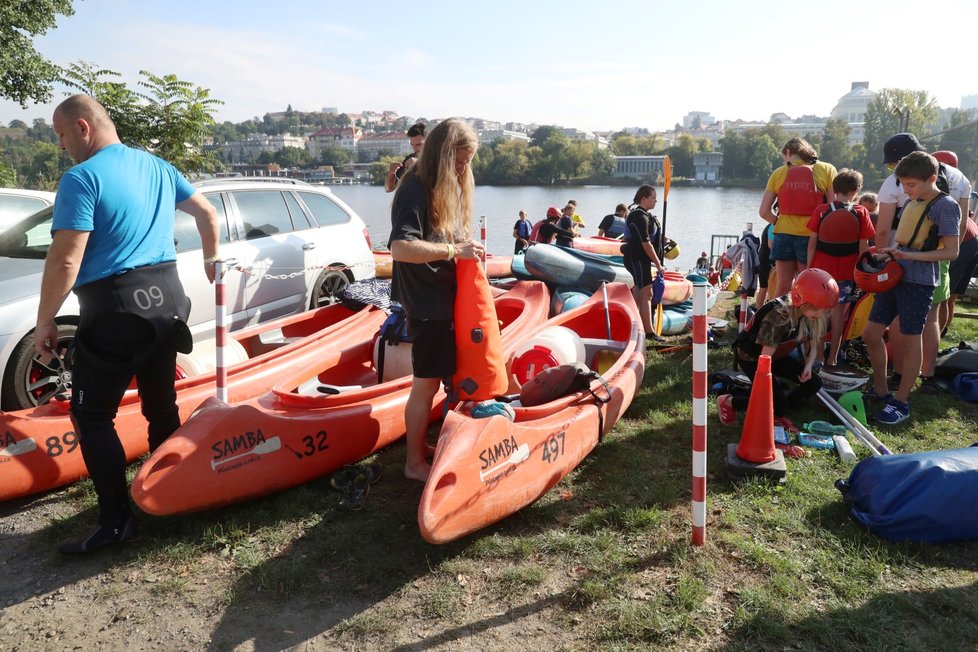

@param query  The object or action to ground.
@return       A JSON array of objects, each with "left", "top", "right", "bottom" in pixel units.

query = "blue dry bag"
[{"left": 836, "top": 446, "right": 978, "bottom": 542}]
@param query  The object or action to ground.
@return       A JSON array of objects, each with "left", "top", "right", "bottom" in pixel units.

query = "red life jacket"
[
  {"left": 816, "top": 202, "right": 861, "bottom": 256},
  {"left": 777, "top": 164, "right": 825, "bottom": 217},
  {"left": 529, "top": 219, "right": 547, "bottom": 242},
  {"left": 452, "top": 258, "right": 508, "bottom": 402}
]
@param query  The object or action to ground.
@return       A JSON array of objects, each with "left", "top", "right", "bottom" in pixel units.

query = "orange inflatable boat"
[
  {"left": 418, "top": 282, "right": 645, "bottom": 544},
  {"left": 0, "top": 303, "right": 384, "bottom": 502},
  {"left": 130, "top": 281, "right": 550, "bottom": 515},
  {"left": 374, "top": 251, "right": 514, "bottom": 279}
]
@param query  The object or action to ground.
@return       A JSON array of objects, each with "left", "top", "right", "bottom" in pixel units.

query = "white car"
[
  {"left": 0, "top": 178, "right": 375, "bottom": 410},
  {"left": 0, "top": 188, "right": 56, "bottom": 232}
]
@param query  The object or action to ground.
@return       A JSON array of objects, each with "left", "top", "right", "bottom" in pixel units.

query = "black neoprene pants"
[
  {"left": 731, "top": 354, "right": 822, "bottom": 417},
  {"left": 70, "top": 312, "right": 180, "bottom": 526}
]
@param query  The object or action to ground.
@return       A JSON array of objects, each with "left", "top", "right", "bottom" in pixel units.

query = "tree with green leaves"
[
  {"left": 273, "top": 146, "right": 312, "bottom": 169},
  {"left": 60, "top": 62, "right": 224, "bottom": 174},
  {"left": 861, "top": 88, "right": 938, "bottom": 176},
  {"left": 750, "top": 134, "right": 780, "bottom": 181},
  {"left": 818, "top": 117, "right": 852, "bottom": 169},
  {"left": 0, "top": 162, "right": 16, "bottom": 187},
  {"left": 318, "top": 145, "right": 351, "bottom": 167},
  {"left": 0, "top": 1, "right": 74, "bottom": 106}
]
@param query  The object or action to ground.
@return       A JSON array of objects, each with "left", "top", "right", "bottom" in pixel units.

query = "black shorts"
[
  {"left": 624, "top": 254, "right": 654, "bottom": 288},
  {"left": 758, "top": 238, "right": 772, "bottom": 288},
  {"left": 406, "top": 318, "right": 455, "bottom": 379}
]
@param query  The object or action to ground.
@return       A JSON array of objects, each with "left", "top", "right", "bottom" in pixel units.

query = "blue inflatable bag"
[{"left": 836, "top": 446, "right": 978, "bottom": 543}]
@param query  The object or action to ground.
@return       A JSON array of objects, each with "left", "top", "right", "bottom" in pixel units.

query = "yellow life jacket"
[{"left": 894, "top": 194, "right": 945, "bottom": 251}]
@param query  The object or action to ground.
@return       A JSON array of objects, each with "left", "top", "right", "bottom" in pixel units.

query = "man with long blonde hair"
[{"left": 389, "top": 118, "right": 485, "bottom": 481}]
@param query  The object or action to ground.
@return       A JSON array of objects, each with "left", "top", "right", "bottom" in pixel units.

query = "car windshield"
[{"left": 0, "top": 206, "right": 55, "bottom": 259}]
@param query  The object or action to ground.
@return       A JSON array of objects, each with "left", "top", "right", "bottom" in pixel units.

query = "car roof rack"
[{"left": 192, "top": 177, "right": 312, "bottom": 187}]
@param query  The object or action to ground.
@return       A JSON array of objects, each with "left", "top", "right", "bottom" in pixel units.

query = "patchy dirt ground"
[{"left": 0, "top": 465, "right": 612, "bottom": 652}]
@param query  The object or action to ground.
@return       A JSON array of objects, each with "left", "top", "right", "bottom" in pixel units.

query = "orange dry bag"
[{"left": 452, "top": 258, "right": 508, "bottom": 401}]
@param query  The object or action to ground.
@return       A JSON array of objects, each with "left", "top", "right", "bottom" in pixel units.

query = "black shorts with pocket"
[{"left": 406, "top": 317, "right": 456, "bottom": 379}]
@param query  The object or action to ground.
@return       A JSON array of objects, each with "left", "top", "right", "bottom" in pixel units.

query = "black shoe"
[
  {"left": 59, "top": 515, "right": 138, "bottom": 555},
  {"left": 918, "top": 376, "right": 948, "bottom": 395},
  {"left": 330, "top": 462, "right": 382, "bottom": 491},
  {"left": 337, "top": 473, "right": 369, "bottom": 511},
  {"left": 646, "top": 333, "right": 666, "bottom": 342}
]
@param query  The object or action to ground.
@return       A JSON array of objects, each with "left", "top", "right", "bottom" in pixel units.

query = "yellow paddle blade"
[
  {"left": 663, "top": 156, "right": 672, "bottom": 199},
  {"left": 655, "top": 303, "right": 664, "bottom": 336}
]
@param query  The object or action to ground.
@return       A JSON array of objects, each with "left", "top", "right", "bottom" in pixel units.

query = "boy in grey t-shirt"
[{"left": 862, "top": 152, "right": 960, "bottom": 425}]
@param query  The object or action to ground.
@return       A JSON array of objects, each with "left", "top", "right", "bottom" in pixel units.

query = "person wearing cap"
[{"left": 876, "top": 133, "right": 927, "bottom": 247}]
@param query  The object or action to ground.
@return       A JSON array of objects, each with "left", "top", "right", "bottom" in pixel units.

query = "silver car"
[
  {"left": 0, "top": 178, "right": 375, "bottom": 411},
  {"left": 0, "top": 188, "right": 56, "bottom": 232}
]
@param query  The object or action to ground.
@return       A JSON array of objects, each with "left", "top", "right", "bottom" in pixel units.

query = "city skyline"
[{"left": 3, "top": 0, "right": 977, "bottom": 134}]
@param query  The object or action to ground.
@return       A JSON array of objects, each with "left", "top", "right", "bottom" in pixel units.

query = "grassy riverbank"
[{"left": 3, "top": 292, "right": 978, "bottom": 650}]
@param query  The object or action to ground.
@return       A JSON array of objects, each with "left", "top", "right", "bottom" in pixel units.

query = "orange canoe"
[
  {"left": 374, "top": 251, "right": 514, "bottom": 279},
  {"left": 418, "top": 282, "right": 645, "bottom": 544},
  {"left": 130, "top": 281, "right": 551, "bottom": 515},
  {"left": 573, "top": 235, "right": 626, "bottom": 256},
  {"left": 0, "top": 303, "right": 383, "bottom": 502}
]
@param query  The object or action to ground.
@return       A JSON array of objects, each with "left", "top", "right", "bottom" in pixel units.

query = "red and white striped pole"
[
  {"left": 480, "top": 215, "right": 488, "bottom": 273},
  {"left": 214, "top": 259, "right": 230, "bottom": 402},
  {"left": 691, "top": 281, "right": 709, "bottom": 546}
]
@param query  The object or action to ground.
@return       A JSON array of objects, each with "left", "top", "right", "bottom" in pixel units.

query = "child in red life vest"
[
  {"left": 806, "top": 169, "right": 875, "bottom": 366},
  {"left": 718, "top": 269, "right": 839, "bottom": 431}
]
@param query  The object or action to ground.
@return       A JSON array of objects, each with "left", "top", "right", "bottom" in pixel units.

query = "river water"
[{"left": 331, "top": 185, "right": 764, "bottom": 273}]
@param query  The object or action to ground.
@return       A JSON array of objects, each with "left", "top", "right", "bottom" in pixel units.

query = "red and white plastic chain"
[{"left": 229, "top": 260, "right": 376, "bottom": 280}]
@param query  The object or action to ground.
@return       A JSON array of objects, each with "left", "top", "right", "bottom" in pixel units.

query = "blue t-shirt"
[
  {"left": 53, "top": 144, "right": 194, "bottom": 287},
  {"left": 898, "top": 194, "right": 960, "bottom": 286}
]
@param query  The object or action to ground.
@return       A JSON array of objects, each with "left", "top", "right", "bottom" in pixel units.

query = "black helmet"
[{"left": 882, "top": 133, "right": 925, "bottom": 165}]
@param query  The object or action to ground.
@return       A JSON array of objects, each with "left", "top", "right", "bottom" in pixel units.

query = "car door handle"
[{"left": 302, "top": 243, "right": 316, "bottom": 251}]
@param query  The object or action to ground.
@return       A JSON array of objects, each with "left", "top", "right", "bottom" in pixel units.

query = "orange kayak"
[
  {"left": 418, "top": 282, "right": 645, "bottom": 544},
  {"left": 130, "top": 281, "right": 551, "bottom": 515},
  {"left": 374, "top": 251, "right": 514, "bottom": 279},
  {"left": 573, "top": 235, "right": 626, "bottom": 256},
  {"left": 0, "top": 303, "right": 383, "bottom": 502}
]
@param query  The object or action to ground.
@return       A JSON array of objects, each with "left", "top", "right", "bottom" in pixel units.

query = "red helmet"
[
  {"left": 854, "top": 250, "right": 903, "bottom": 293},
  {"left": 791, "top": 269, "right": 839, "bottom": 309},
  {"left": 546, "top": 206, "right": 560, "bottom": 219},
  {"left": 932, "top": 150, "right": 958, "bottom": 167}
]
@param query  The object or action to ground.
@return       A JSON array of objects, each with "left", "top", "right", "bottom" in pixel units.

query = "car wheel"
[
  {"left": 310, "top": 269, "right": 350, "bottom": 309},
  {"left": 1, "top": 324, "right": 77, "bottom": 411}
]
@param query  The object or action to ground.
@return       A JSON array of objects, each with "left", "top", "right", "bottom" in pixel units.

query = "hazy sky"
[{"left": 3, "top": 0, "right": 977, "bottom": 132}]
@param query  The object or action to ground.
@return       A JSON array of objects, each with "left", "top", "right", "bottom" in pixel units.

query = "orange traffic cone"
[{"left": 726, "top": 355, "right": 787, "bottom": 481}]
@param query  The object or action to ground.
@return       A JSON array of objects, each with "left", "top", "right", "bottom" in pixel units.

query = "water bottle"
[
  {"left": 803, "top": 421, "right": 849, "bottom": 437},
  {"left": 833, "top": 435, "right": 857, "bottom": 463}
]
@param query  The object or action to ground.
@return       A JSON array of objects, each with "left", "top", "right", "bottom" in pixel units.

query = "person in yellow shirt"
[
  {"left": 758, "top": 138, "right": 837, "bottom": 297},
  {"left": 566, "top": 199, "right": 587, "bottom": 233}
]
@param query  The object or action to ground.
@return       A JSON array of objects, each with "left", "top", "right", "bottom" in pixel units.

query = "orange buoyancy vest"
[
  {"left": 777, "top": 164, "right": 825, "bottom": 216},
  {"left": 452, "top": 258, "right": 508, "bottom": 401},
  {"left": 815, "top": 202, "right": 861, "bottom": 256}
]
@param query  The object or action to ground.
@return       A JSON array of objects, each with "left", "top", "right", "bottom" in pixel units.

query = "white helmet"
[{"left": 820, "top": 364, "right": 869, "bottom": 395}]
